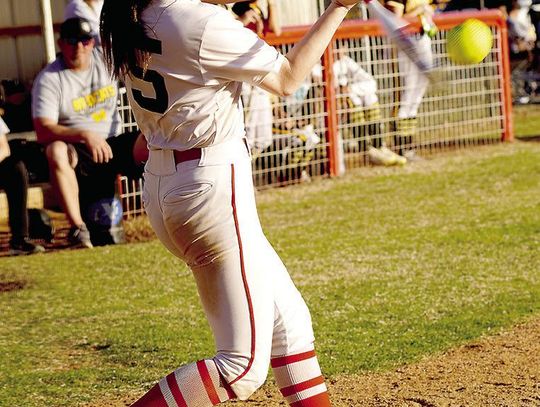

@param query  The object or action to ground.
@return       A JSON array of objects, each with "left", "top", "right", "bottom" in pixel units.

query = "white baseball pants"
[
  {"left": 397, "top": 35, "right": 432, "bottom": 119},
  {"left": 142, "top": 138, "right": 320, "bottom": 401}
]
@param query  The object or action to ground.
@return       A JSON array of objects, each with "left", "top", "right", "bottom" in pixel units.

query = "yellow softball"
[{"left": 447, "top": 19, "right": 493, "bottom": 65}]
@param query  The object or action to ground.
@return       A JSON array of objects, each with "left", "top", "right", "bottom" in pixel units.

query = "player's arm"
[
  {"left": 34, "top": 117, "right": 93, "bottom": 145},
  {"left": 259, "top": 0, "right": 357, "bottom": 97},
  {"left": 33, "top": 117, "right": 113, "bottom": 164}
]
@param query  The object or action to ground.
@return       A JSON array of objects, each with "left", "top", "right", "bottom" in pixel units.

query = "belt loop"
[
  {"left": 199, "top": 147, "right": 207, "bottom": 166},
  {"left": 147, "top": 149, "right": 177, "bottom": 175}
]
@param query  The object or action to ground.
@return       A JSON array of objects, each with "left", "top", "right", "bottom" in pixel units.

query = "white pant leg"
[
  {"left": 398, "top": 36, "right": 432, "bottom": 119},
  {"left": 143, "top": 149, "right": 314, "bottom": 401}
]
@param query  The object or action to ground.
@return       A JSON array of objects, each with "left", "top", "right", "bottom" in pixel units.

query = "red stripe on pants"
[
  {"left": 229, "top": 164, "right": 257, "bottom": 386},
  {"left": 166, "top": 372, "right": 187, "bottom": 407},
  {"left": 197, "top": 360, "right": 221, "bottom": 405}
]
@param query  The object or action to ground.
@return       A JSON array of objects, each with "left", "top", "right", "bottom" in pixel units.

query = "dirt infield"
[
  {"left": 326, "top": 317, "right": 540, "bottom": 406},
  {"left": 88, "top": 317, "right": 540, "bottom": 407}
]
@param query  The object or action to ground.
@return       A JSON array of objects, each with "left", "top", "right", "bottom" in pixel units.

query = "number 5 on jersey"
[{"left": 130, "top": 39, "right": 169, "bottom": 114}]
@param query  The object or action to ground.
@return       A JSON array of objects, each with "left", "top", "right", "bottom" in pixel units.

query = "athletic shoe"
[
  {"left": 67, "top": 224, "right": 93, "bottom": 249},
  {"left": 300, "top": 169, "right": 312, "bottom": 183},
  {"left": 368, "top": 146, "right": 396, "bottom": 166},
  {"left": 380, "top": 146, "right": 407, "bottom": 166},
  {"left": 9, "top": 239, "right": 45, "bottom": 256},
  {"left": 403, "top": 149, "right": 423, "bottom": 162}
]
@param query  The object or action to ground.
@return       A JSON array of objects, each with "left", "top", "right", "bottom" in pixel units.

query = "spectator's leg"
[
  {"left": 0, "top": 157, "right": 29, "bottom": 242},
  {"left": 365, "top": 102, "right": 383, "bottom": 149},
  {"left": 45, "top": 141, "right": 85, "bottom": 227}
]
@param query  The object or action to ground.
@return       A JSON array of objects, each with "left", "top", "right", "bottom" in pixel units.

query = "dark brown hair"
[{"left": 100, "top": 0, "right": 153, "bottom": 78}]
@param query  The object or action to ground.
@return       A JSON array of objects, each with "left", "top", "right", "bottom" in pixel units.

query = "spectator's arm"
[
  {"left": 33, "top": 117, "right": 93, "bottom": 145},
  {"left": 0, "top": 133, "right": 10, "bottom": 163},
  {"left": 33, "top": 117, "right": 113, "bottom": 163},
  {"left": 266, "top": 0, "right": 282, "bottom": 36},
  {"left": 239, "top": 9, "right": 265, "bottom": 35}
]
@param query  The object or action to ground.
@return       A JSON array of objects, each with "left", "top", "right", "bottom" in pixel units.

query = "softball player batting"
[
  {"left": 386, "top": 0, "right": 436, "bottom": 158},
  {"left": 100, "top": 0, "right": 361, "bottom": 405}
]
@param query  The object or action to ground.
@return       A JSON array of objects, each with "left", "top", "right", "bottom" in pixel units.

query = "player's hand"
[{"left": 81, "top": 131, "right": 114, "bottom": 164}]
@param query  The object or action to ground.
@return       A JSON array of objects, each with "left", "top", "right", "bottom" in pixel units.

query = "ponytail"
[{"left": 100, "top": 0, "right": 153, "bottom": 78}]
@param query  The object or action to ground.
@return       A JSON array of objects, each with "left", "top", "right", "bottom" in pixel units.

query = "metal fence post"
[{"left": 322, "top": 43, "right": 340, "bottom": 176}]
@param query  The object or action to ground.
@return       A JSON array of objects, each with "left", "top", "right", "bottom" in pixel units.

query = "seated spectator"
[
  {"left": 271, "top": 65, "right": 323, "bottom": 183},
  {"left": 333, "top": 46, "right": 406, "bottom": 166},
  {"left": 508, "top": 0, "right": 537, "bottom": 102},
  {"left": 509, "top": 0, "right": 536, "bottom": 55},
  {"left": 0, "top": 116, "right": 45, "bottom": 255},
  {"left": 31, "top": 17, "right": 143, "bottom": 248},
  {"left": 64, "top": 0, "right": 103, "bottom": 45},
  {"left": 0, "top": 80, "right": 33, "bottom": 133},
  {"left": 231, "top": 0, "right": 282, "bottom": 37}
]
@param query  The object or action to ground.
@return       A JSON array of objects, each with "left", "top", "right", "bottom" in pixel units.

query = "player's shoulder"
[
  {"left": 163, "top": 0, "right": 245, "bottom": 39},
  {"left": 152, "top": 0, "right": 229, "bottom": 18},
  {"left": 145, "top": 0, "right": 234, "bottom": 36}
]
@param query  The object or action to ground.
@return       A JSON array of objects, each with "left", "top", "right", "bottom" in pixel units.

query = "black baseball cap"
[{"left": 60, "top": 17, "right": 93, "bottom": 40}]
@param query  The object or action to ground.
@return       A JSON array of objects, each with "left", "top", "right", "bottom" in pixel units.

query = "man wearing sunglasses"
[{"left": 31, "top": 17, "right": 143, "bottom": 248}]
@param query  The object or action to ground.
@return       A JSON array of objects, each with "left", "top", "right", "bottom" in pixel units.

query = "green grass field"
[{"left": 1, "top": 115, "right": 540, "bottom": 405}]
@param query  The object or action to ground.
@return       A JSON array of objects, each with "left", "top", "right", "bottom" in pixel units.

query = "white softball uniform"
[
  {"left": 397, "top": 35, "right": 432, "bottom": 119},
  {"left": 126, "top": 0, "right": 324, "bottom": 402},
  {"left": 391, "top": 0, "right": 433, "bottom": 119},
  {"left": 333, "top": 55, "right": 378, "bottom": 108}
]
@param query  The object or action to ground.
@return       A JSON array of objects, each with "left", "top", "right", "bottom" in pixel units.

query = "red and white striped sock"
[
  {"left": 271, "top": 349, "right": 331, "bottom": 406},
  {"left": 131, "top": 359, "right": 236, "bottom": 407}
]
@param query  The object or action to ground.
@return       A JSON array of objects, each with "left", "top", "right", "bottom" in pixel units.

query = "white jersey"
[
  {"left": 125, "top": 0, "right": 284, "bottom": 152},
  {"left": 333, "top": 55, "right": 378, "bottom": 107}
]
